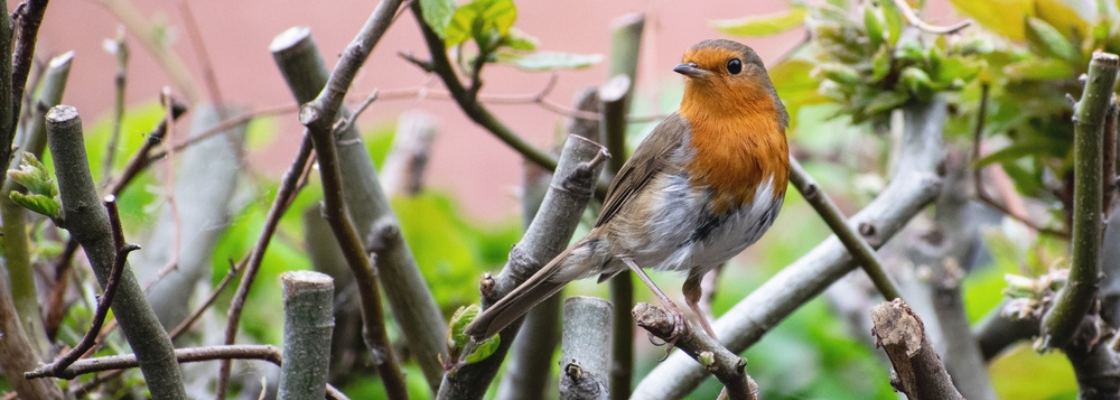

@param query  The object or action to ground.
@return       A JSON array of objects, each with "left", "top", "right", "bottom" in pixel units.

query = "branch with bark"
[
  {"left": 870, "top": 298, "right": 964, "bottom": 400},
  {"left": 46, "top": 105, "right": 187, "bottom": 399},
  {"left": 1041, "top": 52, "right": 1118, "bottom": 349},
  {"left": 560, "top": 297, "right": 613, "bottom": 400},
  {"left": 437, "top": 135, "right": 608, "bottom": 400},
  {"left": 633, "top": 303, "right": 758, "bottom": 400},
  {"left": 271, "top": 26, "right": 448, "bottom": 391}
]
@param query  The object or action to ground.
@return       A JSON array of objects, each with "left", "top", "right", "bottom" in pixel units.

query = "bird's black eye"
[{"left": 727, "top": 58, "right": 742, "bottom": 75}]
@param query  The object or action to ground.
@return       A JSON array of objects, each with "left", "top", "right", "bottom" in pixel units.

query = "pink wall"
[{"left": 33, "top": 0, "right": 957, "bottom": 222}]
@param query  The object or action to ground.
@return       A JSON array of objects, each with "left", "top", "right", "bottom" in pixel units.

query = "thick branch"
[
  {"left": 436, "top": 135, "right": 608, "bottom": 400},
  {"left": 278, "top": 271, "right": 335, "bottom": 400},
  {"left": 1042, "top": 52, "right": 1119, "bottom": 349},
  {"left": 633, "top": 303, "right": 758, "bottom": 400},
  {"left": 560, "top": 297, "right": 614, "bottom": 400},
  {"left": 271, "top": 25, "right": 447, "bottom": 390},
  {"left": 0, "top": 51, "right": 71, "bottom": 359},
  {"left": 871, "top": 299, "right": 964, "bottom": 400},
  {"left": 632, "top": 96, "right": 946, "bottom": 399},
  {"left": 46, "top": 105, "right": 187, "bottom": 399}
]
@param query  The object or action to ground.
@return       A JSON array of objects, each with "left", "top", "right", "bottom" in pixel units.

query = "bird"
[{"left": 465, "top": 39, "right": 790, "bottom": 343}]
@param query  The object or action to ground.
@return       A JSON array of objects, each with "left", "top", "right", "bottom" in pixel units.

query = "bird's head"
[{"left": 675, "top": 39, "right": 788, "bottom": 129}]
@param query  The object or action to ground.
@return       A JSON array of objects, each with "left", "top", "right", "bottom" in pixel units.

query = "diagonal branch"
[{"left": 789, "top": 156, "right": 903, "bottom": 300}]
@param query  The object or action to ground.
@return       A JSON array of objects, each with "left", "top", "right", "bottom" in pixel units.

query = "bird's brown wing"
[{"left": 595, "top": 112, "right": 691, "bottom": 228}]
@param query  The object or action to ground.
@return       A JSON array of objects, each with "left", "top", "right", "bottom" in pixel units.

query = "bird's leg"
[
  {"left": 621, "top": 257, "right": 688, "bottom": 344},
  {"left": 683, "top": 270, "right": 718, "bottom": 341}
]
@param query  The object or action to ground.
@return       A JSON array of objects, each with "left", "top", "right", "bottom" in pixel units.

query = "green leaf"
[
  {"left": 864, "top": 90, "right": 910, "bottom": 114},
  {"left": 813, "top": 63, "right": 861, "bottom": 85},
  {"left": 8, "top": 152, "right": 58, "bottom": 198},
  {"left": 447, "top": 304, "right": 481, "bottom": 350},
  {"left": 711, "top": 7, "right": 807, "bottom": 37},
  {"left": 900, "top": 67, "right": 933, "bottom": 98},
  {"left": 463, "top": 334, "right": 501, "bottom": 364},
  {"left": 1003, "top": 58, "right": 1075, "bottom": 80},
  {"left": 1024, "top": 17, "right": 1081, "bottom": 63},
  {"left": 502, "top": 28, "right": 538, "bottom": 52},
  {"left": 870, "top": 46, "right": 891, "bottom": 82},
  {"left": 496, "top": 51, "right": 603, "bottom": 71},
  {"left": 863, "top": 5, "right": 886, "bottom": 50},
  {"left": 420, "top": 0, "right": 457, "bottom": 38},
  {"left": 769, "top": 59, "right": 829, "bottom": 130},
  {"left": 973, "top": 138, "right": 1064, "bottom": 167},
  {"left": 9, "top": 192, "right": 60, "bottom": 219},
  {"left": 445, "top": 0, "right": 518, "bottom": 48}
]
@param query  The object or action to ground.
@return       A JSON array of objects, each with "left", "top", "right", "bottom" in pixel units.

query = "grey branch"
[
  {"left": 871, "top": 299, "right": 964, "bottom": 399},
  {"left": 278, "top": 271, "right": 335, "bottom": 400},
  {"left": 436, "top": 135, "right": 608, "bottom": 400},
  {"left": 633, "top": 303, "right": 757, "bottom": 400},
  {"left": 632, "top": 96, "right": 947, "bottom": 399},
  {"left": 271, "top": 26, "right": 447, "bottom": 390},
  {"left": 46, "top": 105, "right": 187, "bottom": 399},
  {"left": 560, "top": 297, "right": 613, "bottom": 400}
]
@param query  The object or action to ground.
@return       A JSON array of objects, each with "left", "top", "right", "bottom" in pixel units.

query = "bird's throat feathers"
[{"left": 679, "top": 76, "right": 789, "bottom": 215}]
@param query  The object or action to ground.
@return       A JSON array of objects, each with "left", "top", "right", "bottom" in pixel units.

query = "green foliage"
[
  {"left": 445, "top": 304, "right": 501, "bottom": 364},
  {"left": 7, "top": 152, "right": 61, "bottom": 220},
  {"left": 420, "top": 0, "right": 602, "bottom": 72}
]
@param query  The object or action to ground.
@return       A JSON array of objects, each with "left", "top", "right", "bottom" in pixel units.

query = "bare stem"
[{"left": 1041, "top": 52, "right": 1119, "bottom": 349}]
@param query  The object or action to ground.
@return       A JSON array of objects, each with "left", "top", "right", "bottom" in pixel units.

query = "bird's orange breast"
[{"left": 679, "top": 88, "right": 789, "bottom": 215}]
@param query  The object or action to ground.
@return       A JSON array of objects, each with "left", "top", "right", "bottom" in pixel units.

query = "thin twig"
[
  {"left": 177, "top": 1, "right": 224, "bottom": 109},
  {"left": 143, "top": 103, "right": 297, "bottom": 166},
  {"left": 890, "top": 0, "right": 970, "bottom": 34},
  {"left": 10, "top": 0, "right": 50, "bottom": 138},
  {"left": 971, "top": 84, "right": 1070, "bottom": 238},
  {"left": 790, "top": 157, "right": 903, "bottom": 300},
  {"left": 103, "top": 97, "right": 188, "bottom": 197},
  {"left": 168, "top": 258, "right": 243, "bottom": 340},
  {"left": 151, "top": 87, "right": 183, "bottom": 289},
  {"left": 216, "top": 136, "right": 314, "bottom": 399},
  {"left": 102, "top": 27, "right": 128, "bottom": 184}
]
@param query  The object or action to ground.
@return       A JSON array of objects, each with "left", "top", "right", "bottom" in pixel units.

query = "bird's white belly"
[{"left": 621, "top": 173, "right": 783, "bottom": 273}]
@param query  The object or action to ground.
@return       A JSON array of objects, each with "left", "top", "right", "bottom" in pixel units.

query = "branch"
[
  {"left": 295, "top": 1, "right": 413, "bottom": 398},
  {"left": 278, "top": 271, "right": 335, "bottom": 400},
  {"left": 271, "top": 25, "right": 448, "bottom": 391},
  {"left": 789, "top": 156, "right": 903, "bottom": 300},
  {"left": 1041, "top": 52, "right": 1119, "bottom": 349},
  {"left": 0, "top": 51, "right": 71, "bottom": 358},
  {"left": 46, "top": 105, "right": 187, "bottom": 399},
  {"left": 632, "top": 96, "right": 947, "bottom": 399},
  {"left": 45, "top": 197, "right": 139, "bottom": 377},
  {"left": 410, "top": 1, "right": 558, "bottom": 172},
  {"left": 436, "top": 135, "right": 608, "bottom": 400},
  {"left": 381, "top": 110, "right": 438, "bottom": 196},
  {"left": 494, "top": 134, "right": 567, "bottom": 400},
  {"left": 633, "top": 303, "right": 758, "bottom": 400},
  {"left": 870, "top": 299, "right": 964, "bottom": 400},
  {"left": 0, "top": 0, "right": 14, "bottom": 186},
  {"left": 95, "top": 0, "right": 200, "bottom": 102},
  {"left": 101, "top": 28, "right": 128, "bottom": 183},
  {"left": 216, "top": 135, "right": 314, "bottom": 398},
  {"left": 102, "top": 98, "right": 189, "bottom": 197},
  {"left": 560, "top": 297, "right": 614, "bottom": 400},
  {"left": 602, "top": 16, "right": 643, "bottom": 397}
]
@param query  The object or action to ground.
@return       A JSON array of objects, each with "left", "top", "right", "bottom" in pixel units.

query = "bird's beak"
[{"left": 673, "top": 62, "right": 709, "bottom": 78}]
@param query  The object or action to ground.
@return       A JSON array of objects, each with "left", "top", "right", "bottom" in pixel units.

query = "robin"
[{"left": 465, "top": 39, "right": 789, "bottom": 342}]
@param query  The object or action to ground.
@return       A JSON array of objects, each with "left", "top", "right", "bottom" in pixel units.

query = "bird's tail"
[{"left": 463, "top": 242, "right": 583, "bottom": 340}]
